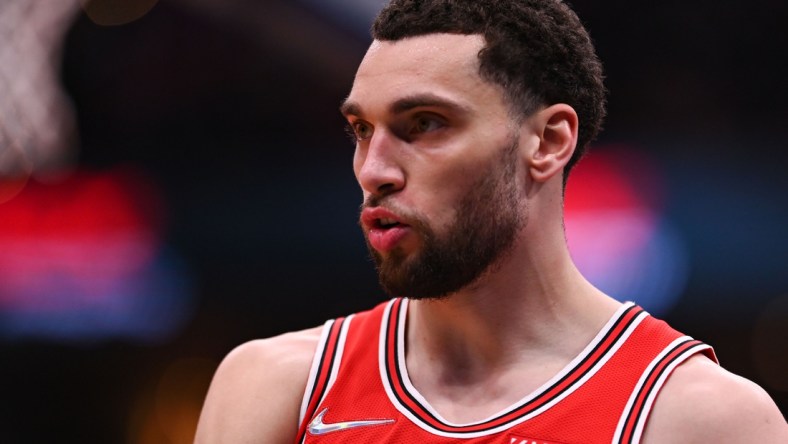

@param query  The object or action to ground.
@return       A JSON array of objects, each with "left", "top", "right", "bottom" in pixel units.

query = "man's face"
[{"left": 342, "top": 34, "right": 527, "bottom": 299}]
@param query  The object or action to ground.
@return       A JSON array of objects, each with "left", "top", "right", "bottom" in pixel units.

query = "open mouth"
[
  {"left": 377, "top": 218, "right": 401, "bottom": 229},
  {"left": 361, "top": 208, "right": 411, "bottom": 252}
]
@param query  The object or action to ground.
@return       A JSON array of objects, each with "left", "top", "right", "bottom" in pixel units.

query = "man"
[{"left": 195, "top": 1, "right": 788, "bottom": 442}]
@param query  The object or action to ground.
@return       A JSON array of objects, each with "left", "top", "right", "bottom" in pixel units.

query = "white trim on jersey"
[
  {"left": 380, "top": 300, "right": 650, "bottom": 439},
  {"left": 611, "top": 336, "right": 714, "bottom": 444},
  {"left": 324, "top": 314, "right": 354, "bottom": 405},
  {"left": 298, "top": 319, "right": 335, "bottom": 426}
]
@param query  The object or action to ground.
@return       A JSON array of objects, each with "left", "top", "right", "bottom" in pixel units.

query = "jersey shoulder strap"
[
  {"left": 612, "top": 314, "right": 718, "bottom": 444},
  {"left": 294, "top": 315, "right": 352, "bottom": 443}
]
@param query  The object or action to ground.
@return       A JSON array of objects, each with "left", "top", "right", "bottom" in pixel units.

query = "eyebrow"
[{"left": 339, "top": 93, "right": 471, "bottom": 118}]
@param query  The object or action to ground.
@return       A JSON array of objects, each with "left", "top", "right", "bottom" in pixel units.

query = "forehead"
[{"left": 345, "top": 34, "right": 507, "bottom": 116}]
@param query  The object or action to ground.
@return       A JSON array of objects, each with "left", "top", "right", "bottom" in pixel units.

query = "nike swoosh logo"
[{"left": 307, "top": 408, "right": 395, "bottom": 435}]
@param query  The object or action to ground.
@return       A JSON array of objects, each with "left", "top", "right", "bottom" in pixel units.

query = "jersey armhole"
[
  {"left": 294, "top": 315, "right": 354, "bottom": 443},
  {"left": 297, "top": 319, "right": 335, "bottom": 425},
  {"left": 612, "top": 336, "right": 716, "bottom": 444}
]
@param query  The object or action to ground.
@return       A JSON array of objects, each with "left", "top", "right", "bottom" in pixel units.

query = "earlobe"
[{"left": 527, "top": 104, "right": 579, "bottom": 183}]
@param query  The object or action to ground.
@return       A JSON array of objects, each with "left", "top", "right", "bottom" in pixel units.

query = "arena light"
[
  {"left": 565, "top": 146, "right": 689, "bottom": 315},
  {"left": 0, "top": 167, "right": 194, "bottom": 343}
]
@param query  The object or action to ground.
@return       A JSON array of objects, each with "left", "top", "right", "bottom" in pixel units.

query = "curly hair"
[{"left": 372, "top": 0, "right": 606, "bottom": 182}]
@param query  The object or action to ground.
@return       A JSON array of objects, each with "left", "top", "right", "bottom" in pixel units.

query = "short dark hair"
[{"left": 372, "top": 0, "right": 606, "bottom": 183}]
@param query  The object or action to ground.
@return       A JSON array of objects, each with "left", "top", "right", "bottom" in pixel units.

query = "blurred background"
[{"left": 0, "top": 0, "right": 786, "bottom": 442}]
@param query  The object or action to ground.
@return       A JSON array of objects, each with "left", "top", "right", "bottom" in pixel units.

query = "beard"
[{"left": 362, "top": 136, "right": 525, "bottom": 300}]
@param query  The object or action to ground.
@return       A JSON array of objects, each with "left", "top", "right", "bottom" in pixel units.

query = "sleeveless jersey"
[{"left": 295, "top": 298, "right": 717, "bottom": 444}]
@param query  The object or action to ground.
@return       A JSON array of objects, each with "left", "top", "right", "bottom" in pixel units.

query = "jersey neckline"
[{"left": 377, "top": 298, "right": 647, "bottom": 438}]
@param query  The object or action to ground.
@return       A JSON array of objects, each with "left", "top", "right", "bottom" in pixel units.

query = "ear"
[{"left": 525, "top": 104, "right": 578, "bottom": 183}]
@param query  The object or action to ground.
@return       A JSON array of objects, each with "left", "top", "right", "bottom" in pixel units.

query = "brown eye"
[
  {"left": 353, "top": 121, "right": 373, "bottom": 140},
  {"left": 412, "top": 116, "right": 443, "bottom": 134}
]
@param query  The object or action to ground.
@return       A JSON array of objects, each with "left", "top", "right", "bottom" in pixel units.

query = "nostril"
[{"left": 377, "top": 183, "right": 397, "bottom": 195}]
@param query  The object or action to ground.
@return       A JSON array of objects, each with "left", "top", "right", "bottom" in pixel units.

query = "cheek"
[{"left": 419, "top": 167, "right": 476, "bottom": 224}]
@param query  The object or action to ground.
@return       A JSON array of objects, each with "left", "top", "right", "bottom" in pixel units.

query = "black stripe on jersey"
[
  {"left": 386, "top": 299, "right": 424, "bottom": 423},
  {"left": 511, "top": 305, "right": 644, "bottom": 416},
  {"left": 310, "top": 319, "right": 345, "bottom": 412},
  {"left": 305, "top": 320, "right": 335, "bottom": 407},
  {"left": 296, "top": 317, "right": 345, "bottom": 443},
  {"left": 617, "top": 338, "right": 705, "bottom": 444},
  {"left": 385, "top": 300, "right": 645, "bottom": 434}
]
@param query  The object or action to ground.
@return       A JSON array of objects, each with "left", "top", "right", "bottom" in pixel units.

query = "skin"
[{"left": 194, "top": 34, "right": 788, "bottom": 443}]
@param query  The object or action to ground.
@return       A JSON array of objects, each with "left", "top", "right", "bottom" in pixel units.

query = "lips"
[{"left": 361, "top": 207, "right": 412, "bottom": 253}]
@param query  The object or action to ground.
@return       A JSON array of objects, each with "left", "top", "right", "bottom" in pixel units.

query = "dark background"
[{"left": 1, "top": 0, "right": 786, "bottom": 442}]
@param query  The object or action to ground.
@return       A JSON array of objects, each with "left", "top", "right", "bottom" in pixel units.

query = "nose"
[{"left": 354, "top": 131, "right": 405, "bottom": 196}]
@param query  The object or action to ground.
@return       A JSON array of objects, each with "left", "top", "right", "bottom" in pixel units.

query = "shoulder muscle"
[
  {"left": 194, "top": 326, "right": 323, "bottom": 444},
  {"left": 643, "top": 355, "right": 788, "bottom": 443}
]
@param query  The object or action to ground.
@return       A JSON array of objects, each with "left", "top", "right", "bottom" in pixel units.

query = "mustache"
[
  {"left": 359, "top": 195, "right": 411, "bottom": 218},
  {"left": 361, "top": 193, "right": 387, "bottom": 210},
  {"left": 358, "top": 196, "right": 429, "bottom": 233}
]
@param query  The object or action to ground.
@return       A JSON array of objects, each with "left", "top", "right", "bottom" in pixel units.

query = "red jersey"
[{"left": 295, "top": 298, "right": 716, "bottom": 444}]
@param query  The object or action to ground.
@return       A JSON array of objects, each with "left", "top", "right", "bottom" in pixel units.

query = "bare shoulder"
[
  {"left": 643, "top": 355, "right": 788, "bottom": 444},
  {"left": 194, "top": 326, "right": 324, "bottom": 444}
]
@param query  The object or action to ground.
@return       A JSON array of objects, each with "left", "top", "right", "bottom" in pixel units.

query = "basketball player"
[{"left": 195, "top": 1, "right": 788, "bottom": 442}]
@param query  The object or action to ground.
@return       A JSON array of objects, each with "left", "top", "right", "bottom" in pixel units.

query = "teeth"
[{"left": 379, "top": 218, "right": 398, "bottom": 227}]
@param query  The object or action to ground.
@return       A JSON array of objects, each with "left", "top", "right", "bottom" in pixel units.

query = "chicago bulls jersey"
[{"left": 295, "top": 298, "right": 716, "bottom": 444}]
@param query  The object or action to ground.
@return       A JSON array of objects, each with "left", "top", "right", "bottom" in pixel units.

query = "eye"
[
  {"left": 347, "top": 120, "right": 373, "bottom": 141},
  {"left": 411, "top": 115, "right": 444, "bottom": 134}
]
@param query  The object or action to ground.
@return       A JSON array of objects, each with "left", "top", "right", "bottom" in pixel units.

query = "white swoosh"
[{"left": 307, "top": 408, "right": 395, "bottom": 435}]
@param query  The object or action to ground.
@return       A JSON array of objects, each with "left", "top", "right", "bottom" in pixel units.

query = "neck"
[
  {"left": 404, "top": 221, "right": 620, "bottom": 389},
  {"left": 398, "top": 177, "right": 624, "bottom": 422}
]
